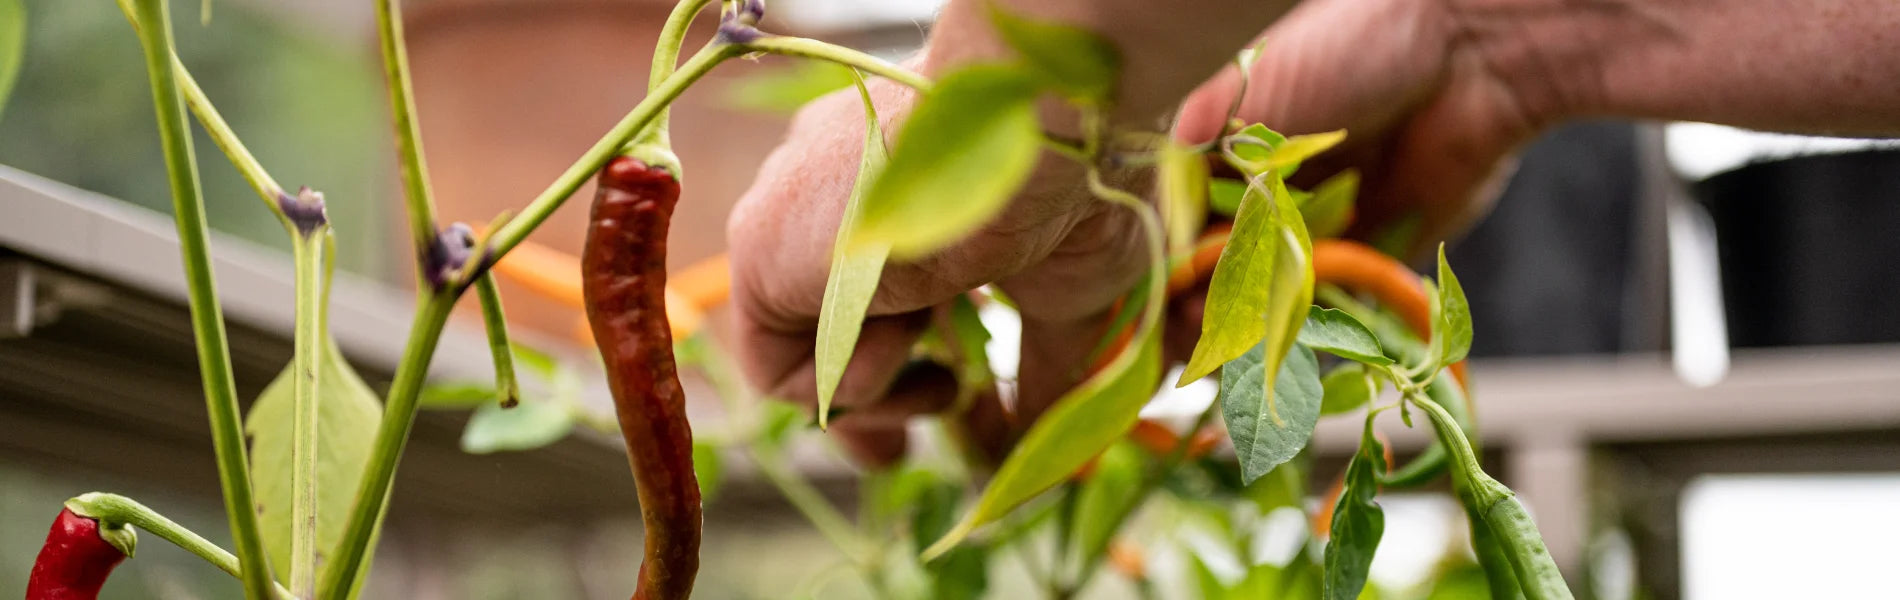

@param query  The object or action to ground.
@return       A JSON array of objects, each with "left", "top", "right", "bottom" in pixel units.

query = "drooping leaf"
[
  {"left": 1322, "top": 413, "right": 1388, "bottom": 600},
  {"left": 1319, "top": 363, "right": 1377, "bottom": 416},
  {"left": 1299, "top": 306, "right": 1391, "bottom": 365},
  {"left": 459, "top": 399, "right": 574, "bottom": 454},
  {"left": 246, "top": 338, "right": 382, "bottom": 581},
  {"left": 1263, "top": 129, "right": 1347, "bottom": 175},
  {"left": 722, "top": 60, "right": 857, "bottom": 114},
  {"left": 0, "top": 0, "right": 23, "bottom": 122},
  {"left": 1219, "top": 343, "right": 1321, "bottom": 484},
  {"left": 1160, "top": 141, "right": 1210, "bottom": 256},
  {"left": 1067, "top": 441, "right": 1145, "bottom": 572},
  {"left": 693, "top": 439, "right": 724, "bottom": 504},
  {"left": 1227, "top": 123, "right": 1288, "bottom": 165},
  {"left": 924, "top": 328, "right": 1162, "bottom": 558},
  {"left": 985, "top": 3, "right": 1120, "bottom": 102},
  {"left": 1180, "top": 174, "right": 1314, "bottom": 390},
  {"left": 1303, "top": 169, "right": 1358, "bottom": 239},
  {"left": 1430, "top": 244, "right": 1473, "bottom": 367},
  {"left": 814, "top": 73, "right": 892, "bottom": 429},
  {"left": 854, "top": 64, "right": 1042, "bottom": 259},
  {"left": 1208, "top": 178, "right": 1247, "bottom": 216}
]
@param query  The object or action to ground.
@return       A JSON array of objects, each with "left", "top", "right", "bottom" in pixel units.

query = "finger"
[{"left": 737, "top": 309, "right": 933, "bottom": 413}]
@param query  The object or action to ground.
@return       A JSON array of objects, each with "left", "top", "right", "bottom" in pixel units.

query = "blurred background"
[{"left": 3, "top": 0, "right": 1899, "bottom": 598}]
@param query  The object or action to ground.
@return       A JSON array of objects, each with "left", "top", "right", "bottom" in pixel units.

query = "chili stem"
[
  {"left": 66, "top": 494, "right": 298, "bottom": 600},
  {"left": 472, "top": 273, "right": 520, "bottom": 408},
  {"left": 737, "top": 35, "right": 933, "bottom": 91},
  {"left": 637, "top": 0, "right": 719, "bottom": 148},
  {"left": 373, "top": 0, "right": 442, "bottom": 267},
  {"left": 288, "top": 227, "right": 329, "bottom": 597},
  {"left": 126, "top": 2, "right": 276, "bottom": 598},
  {"left": 318, "top": 291, "right": 456, "bottom": 599}
]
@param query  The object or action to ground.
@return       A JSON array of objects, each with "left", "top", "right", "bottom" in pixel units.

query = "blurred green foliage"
[{"left": 0, "top": 0, "right": 392, "bottom": 277}]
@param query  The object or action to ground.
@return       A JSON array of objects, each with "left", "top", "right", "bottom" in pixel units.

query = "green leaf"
[
  {"left": 693, "top": 439, "right": 724, "bottom": 504},
  {"left": 1067, "top": 441, "right": 1145, "bottom": 572},
  {"left": 924, "top": 327, "right": 1162, "bottom": 558},
  {"left": 1299, "top": 306, "right": 1392, "bottom": 365},
  {"left": 1430, "top": 244, "right": 1473, "bottom": 367},
  {"left": 1160, "top": 141, "right": 1211, "bottom": 256},
  {"left": 1179, "top": 177, "right": 1281, "bottom": 383},
  {"left": 1219, "top": 343, "right": 1321, "bottom": 484},
  {"left": 1320, "top": 363, "right": 1377, "bottom": 416},
  {"left": 417, "top": 381, "right": 498, "bottom": 409},
  {"left": 246, "top": 338, "right": 382, "bottom": 582},
  {"left": 947, "top": 294, "right": 994, "bottom": 392},
  {"left": 928, "top": 545, "right": 990, "bottom": 600},
  {"left": 509, "top": 342, "right": 559, "bottom": 379},
  {"left": 756, "top": 399, "right": 807, "bottom": 449},
  {"left": 1263, "top": 130, "right": 1347, "bottom": 174},
  {"left": 1208, "top": 178, "right": 1246, "bottom": 216},
  {"left": 459, "top": 398, "right": 575, "bottom": 454},
  {"left": 814, "top": 73, "right": 893, "bottom": 429},
  {"left": 1244, "top": 458, "right": 1308, "bottom": 514},
  {"left": 1228, "top": 123, "right": 1288, "bottom": 165},
  {"left": 0, "top": 0, "right": 22, "bottom": 122},
  {"left": 854, "top": 64, "right": 1042, "bottom": 259},
  {"left": 1323, "top": 413, "right": 1388, "bottom": 600},
  {"left": 985, "top": 2, "right": 1120, "bottom": 102},
  {"left": 1303, "top": 170, "right": 1358, "bottom": 239},
  {"left": 722, "top": 60, "right": 858, "bottom": 114}
]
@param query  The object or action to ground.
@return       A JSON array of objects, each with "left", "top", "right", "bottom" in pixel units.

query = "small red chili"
[
  {"left": 582, "top": 155, "right": 701, "bottom": 600},
  {"left": 26, "top": 508, "right": 129, "bottom": 600}
]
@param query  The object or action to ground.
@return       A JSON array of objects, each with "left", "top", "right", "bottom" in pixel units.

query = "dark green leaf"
[
  {"left": 1299, "top": 306, "right": 1392, "bottom": 365},
  {"left": 722, "top": 60, "right": 857, "bottom": 114},
  {"left": 1219, "top": 343, "right": 1321, "bottom": 484},
  {"left": 459, "top": 398, "right": 575, "bottom": 454},
  {"left": 985, "top": 3, "right": 1120, "bottom": 101},
  {"left": 1323, "top": 414, "right": 1388, "bottom": 600},
  {"left": 693, "top": 439, "right": 723, "bottom": 504},
  {"left": 246, "top": 338, "right": 382, "bottom": 581},
  {"left": 1320, "top": 363, "right": 1378, "bottom": 416},
  {"left": 928, "top": 545, "right": 990, "bottom": 600},
  {"left": 1067, "top": 441, "right": 1144, "bottom": 571},
  {"left": 1208, "top": 178, "right": 1247, "bottom": 216},
  {"left": 417, "top": 381, "right": 498, "bottom": 410},
  {"left": 1303, "top": 169, "right": 1358, "bottom": 239},
  {"left": 924, "top": 328, "right": 1162, "bottom": 558},
  {"left": 1431, "top": 244, "right": 1473, "bottom": 367},
  {"left": 855, "top": 64, "right": 1042, "bottom": 259},
  {"left": 815, "top": 73, "right": 893, "bottom": 429},
  {"left": 0, "top": 0, "right": 22, "bottom": 122}
]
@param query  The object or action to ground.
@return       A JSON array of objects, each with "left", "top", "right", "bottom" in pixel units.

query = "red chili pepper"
[
  {"left": 27, "top": 508, "right": 128, "bottom": 600},
  {"left": 582, "top": 155, "right": 701, "bottom": 600}
]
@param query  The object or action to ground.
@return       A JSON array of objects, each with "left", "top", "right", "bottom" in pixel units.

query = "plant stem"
[
  {"left": 488, "top": 44, "right": 740, "bottom": 260},
  {"left": 374, "top": 0, "right": 441, "bottom": 266},
  {"left": 289, "top": 229, "right": 328, "bottom": 597},
  {"left": 317, "top": 292, "right": 455, "bottom": 599},
  {"left": 472, "top": 273, "right": 519, "bottom": 408},
  {"left": 65, "top": 494, "right": 298, "bottom": 600},
  {"left": 637, "top": 0, "right": 718, "bottom": 148},
  {"left": 126, "top": 1, "right": 275, "bottom": 598},
  {"left": 737, "top": 35, "right": 933, "bottom": 92},
  {"left": 112, "top": 0, "right": 286, "bottom": 220}
]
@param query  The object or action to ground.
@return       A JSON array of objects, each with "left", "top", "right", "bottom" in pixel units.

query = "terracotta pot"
[{"left": 403, "top": 0, "right": 790, "bottom": 339}]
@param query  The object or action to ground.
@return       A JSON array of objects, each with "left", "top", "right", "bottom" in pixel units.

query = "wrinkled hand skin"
[{"left": 725, "top": 0, "right": 1563, "bottom": 466}]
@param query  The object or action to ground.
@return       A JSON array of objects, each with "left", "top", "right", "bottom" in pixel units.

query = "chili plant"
[{"left": 16, "top": 0, "right": 1575, "bottom": 598}]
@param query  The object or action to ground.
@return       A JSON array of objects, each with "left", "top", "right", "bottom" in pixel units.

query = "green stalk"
[
  {"left": 636, "top": 0, "right": 718, "bottom": 149},
  {"left": 487, "top": 43, "right": 741, "bottom": 260},
  {"left": 113, "top": 0, "right": 286, "bottom": 220},
  {"left": 374, "top": 0, "right": 441, "bottom": 265},
  {"left": 288, "top": 227, "right": 327, "bottom": 597},
  {"left": 317, "top": 292, "right": 455, "bottom": 599},
  {"left": 65, "top": 494, "right": 297, "bottom": 600},
  {"left": 737, "top": 35, "right": 932, "bottom": 91},
  {"left": 472, "top": 273, "right": 519, "bottom": 408},
  {"left": 126, "top": 1, "right": 275, "bottom": 597}
]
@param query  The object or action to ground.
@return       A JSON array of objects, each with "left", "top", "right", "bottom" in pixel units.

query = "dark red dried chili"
[
  {"left": 582, "top": 155, "right": 701, "bottom": 600},
  {"left": 27, "top": 508, "right": 129, "bottom": 600}
]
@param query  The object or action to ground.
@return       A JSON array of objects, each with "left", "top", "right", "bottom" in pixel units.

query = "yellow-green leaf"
[
  {"left": 721, "top": 60, "right": 857, "bottom": 115},
  {"left": 924, "top": 326, "right": 1162, "bottom": 558},
  {"left": 854, "top": 64, "right": 1042, "bottom": 259},
  {"left": 1430, "top": 244, "right": 1473, "bottom": 367},
  {"left": 1180, "top": 174, "right": 1313, "bottom": 387},
  {"left": 1263, "top": 129, "right": 1346, "bottom": 173},
  {"left": 0, "top": 0, "right": 22, "bottom": 122},
  {"left": 1319, "top": 363, "right": 1377, "bottom": 416},
  {"left": 1067, "top": 441, "right": 1145, "bottom": 572},
  {"left": 1160, "top": 141, "right": 1210, "bottom": 257},
  {"left": 814, "top": 73, "right": 892, "bottom": 429},
  {"left": 246, "top": 338, "right": 381, "bottom": 582},
  {"left": 985, "top": 2, "right": 1121, "bottom": 102},
  {"left": 1302, "top": 169, "right": 1358, "bottom": 239}
]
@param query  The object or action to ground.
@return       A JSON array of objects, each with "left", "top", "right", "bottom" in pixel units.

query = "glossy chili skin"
[
  {"left": 582, "top": 156, "right": 701, "bottom": 600},
  {"left": 27, "top": 508, "right": 128, "bottom": 600}
]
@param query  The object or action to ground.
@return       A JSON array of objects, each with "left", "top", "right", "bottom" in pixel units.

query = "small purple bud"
[
  {"left": 716, "top": 21, "right": 763, "bottom": 45},
  {"left": 278, "top": 186, "right": 328, "bottom": 236},
  {"left": 425, "top": 222, "right": 476, "bottom": 290},
  {"left": 737, "top": 0, "right": 765, "bottom": 26}
]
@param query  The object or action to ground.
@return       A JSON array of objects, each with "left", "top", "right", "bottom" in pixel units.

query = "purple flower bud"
[
  {"left": 425, "top": 222, "right": 476, "bottom": 290},
  {"left": 278, "top": 186, "right": 328, "bottom": 236}
]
